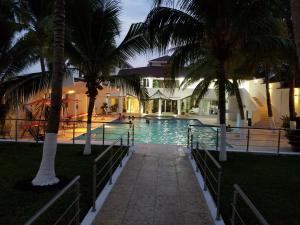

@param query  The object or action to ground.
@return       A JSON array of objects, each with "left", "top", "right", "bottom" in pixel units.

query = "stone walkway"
[{"left": 92, "top": 144, "right": 213, "bottom": 225}]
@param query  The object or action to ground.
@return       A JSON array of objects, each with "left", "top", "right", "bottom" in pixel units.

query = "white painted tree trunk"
[
  {"left": 219, "top": 124, "right": 227, "bottom": 161},
  {"left": 240, "top": 119, "right": 246, "bottom": 136},
  {"left": 290, "top": 121, "right": 296, "bottom": 129},
  {"left": 268, "top": 117, "right": 276, "bottom": 128},
  {"left": 236, "top": 113, "right": 241, "bottom": 127},
  {"left": 83, "top": 123, "right": 92, "bottom": 155},
  {"left": 32, "top": 133, "right": 59, "bottom": 186}
]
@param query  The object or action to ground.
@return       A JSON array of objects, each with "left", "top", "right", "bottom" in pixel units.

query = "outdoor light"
[{"left": 67, "top": 90, "right": 75, "bottom": 94}]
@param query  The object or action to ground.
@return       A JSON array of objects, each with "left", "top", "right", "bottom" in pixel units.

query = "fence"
[
  {"left": 230, "top": 184, "right": 269, "bottom": 225},
  {"left": 188, "top": 124, "right": 300, "bottom": 154},
  {"left": 0, "top": 118, "right": 134, "bottom": 146},
  {"left": 192, "top": 140, "right": 222, "bottom": 220},
  {"left": 92, "top": 132, "right": 129, "bottom": 211},
  {"left": 24, "top": 176, "right": 81, "bottom": 225}
]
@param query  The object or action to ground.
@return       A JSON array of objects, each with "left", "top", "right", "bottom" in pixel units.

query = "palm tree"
[
  {"left": 66, "top": 0, "right": 148, "bottom": 155},
  {"left": 145, "top": 0, "right": 282, "bottom": 161},
  {"left": 291, "top": 0, "right": 300, "bottom": 67},
  {"left": 20, "top": 0, "right": 54, "bottom": 76},
  {"left": 32, "top": 0, "right": 65, "bottom": 186},
  {"left": 181, "top": 56, "right": 247, "bottom": 127},
  {"left": 273, "top": 0, "right": 299, "bottom": 122},
  {"left": 0, "top": 0, "right": 39, "bottom": 123}
]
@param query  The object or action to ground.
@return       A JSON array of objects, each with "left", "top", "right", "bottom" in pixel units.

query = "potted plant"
[
  {"left": 285, "top": 116, "right": 300, "bottom": 151},
  {"left": 280, "top": 115, "right": 290, "bottom": 128},
  {"left": 101, "top": 103, "right": 109, "bottom": 114}
]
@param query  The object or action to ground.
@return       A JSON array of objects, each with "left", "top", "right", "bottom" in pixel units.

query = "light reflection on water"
[{"left": 77, "top": 118, "right": 217, "bottom": 146}]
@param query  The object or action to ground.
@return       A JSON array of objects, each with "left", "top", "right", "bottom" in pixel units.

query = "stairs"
[
  {"left": 252, "top": 97, "right": 264, "bottom": 107},
  {"left": 251, "top": 97, "right": 272, "bottom": 128}
]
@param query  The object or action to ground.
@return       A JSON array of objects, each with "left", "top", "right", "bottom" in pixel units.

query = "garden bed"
[
  {"left": 194, "top": 150, "right": 300, "bottom": 225},
  {"left": 0, "top": 142, "right": 128, "bottom": 225}
]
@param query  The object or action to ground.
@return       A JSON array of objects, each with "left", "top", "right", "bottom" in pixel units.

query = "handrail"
[
  {"left": 4, "top": 118, "right": 132, "bottom": 125},
  {"left": 189, "top": 124, "right": 300, "bottom": 154},
  {"left": 1, "top": 118, "right": 134, "bottom": 145},
  {"left": 94, "top": 137, "right": 123, "bottom": 163},
  {"left": 231, "top": 184, "right": 269, "bottom": 225},
  {"left": 92, "top": 131, "right": 130, "bottom": 212},
  {"left": 192, "top": 140, "right": 222, "bottom": 220},
  {"left": 189, "top": 123, "right": 300, "bottom": 132},
  {"left": 24, "top": 176, "right": 81, "bottom": 225}
]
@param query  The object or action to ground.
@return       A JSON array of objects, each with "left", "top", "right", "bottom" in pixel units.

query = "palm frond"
[{"left": 110, "top": 75, "right": 149, "bottom": 101}]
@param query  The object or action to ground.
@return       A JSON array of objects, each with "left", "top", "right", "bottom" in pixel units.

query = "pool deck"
[{"left": 91, "top": 144, "right": 213, "bottom": 225}]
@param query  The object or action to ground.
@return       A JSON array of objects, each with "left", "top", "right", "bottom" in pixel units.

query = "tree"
[
  {"left": 0, "top": 0, "right": 39, "bottom": 123},
  {"left": 273, "top": 0, "right": 299, "bottom": 122},
  {"left": 66, "top": 0, "right": 148, "bottom": 155},
  {"left": 145, "top": 0, "right": 282, "bottom": 161},
  {"left": 180, "top": 51, "right": 252, "bottom": 127},
  {"left": 291, "top": 0, "right": 300, "bottom": 68},
  {"left": 20, "top": 0, "right": 54, "bottom": 76},
  {"left": 32, "top": 0, "right": 65, "bottom": 186}
]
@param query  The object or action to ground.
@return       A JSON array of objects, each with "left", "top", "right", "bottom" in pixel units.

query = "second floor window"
[
  {"left": 153, "top": 79, "right": 180, "bottom": 88},
  {"left": 143, "top": 79, "right": 149, "bottom": 87}
]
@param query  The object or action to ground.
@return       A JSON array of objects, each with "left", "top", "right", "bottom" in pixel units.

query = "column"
[
  {"left": 158, "top": 99, "right": 162, "bottom": 115},
  {"left": 164, "top": 100, "right": 167, "bottom": 112},
  {"left": 139, "top": 102, "right": 144, "bottom": 114},
  {"left": 177, "top": 99, "right": 182, "bottom": 115},
  {"left": 118, "top": 97, "right": 123, "bottom": 113},
  {"left": 128, "top": 98, "right": 131, "bottom": 113}
]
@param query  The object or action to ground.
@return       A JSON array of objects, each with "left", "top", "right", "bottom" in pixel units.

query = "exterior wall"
[{"left": 246, "top": 79, "right": 300, "bottom": 125}]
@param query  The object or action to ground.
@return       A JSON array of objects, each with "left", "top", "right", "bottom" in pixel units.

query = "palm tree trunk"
[
  {"left": 40, "top": 57, "right": 46, "bottom": 76},
  {"left": 265, "top": 66, "right": 275, "bottom": 128},
  {"left": 233, "top": 79, "right": 245, "bottom": 125},
  {"left": 217, "top": 61, "right": 227, "bottom": 161},
  {"left": 291, "top": 0, "right": 300, "bottom": 67},
  {"left": 286, "top": 16, "right": 297, "bottom": 121},
  {"left": 32, "top": 0, "right": 65, "bottom": 186},
  {"left": 83, "top": 92, "right": 96, "bottom": 155},
  {"left": 289, "top": 68, "right": 296, "bottom": 121}
]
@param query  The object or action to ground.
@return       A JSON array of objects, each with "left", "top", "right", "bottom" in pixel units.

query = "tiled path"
[{"left": 92, "top": 144, "right": 213, "bottom": 225}]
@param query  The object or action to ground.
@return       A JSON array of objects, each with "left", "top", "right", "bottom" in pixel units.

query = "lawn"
[
  {"left": 199, "top": 151, "right": 300, "bottom": 225},
  {"left": 0, "top": 142, "right": 127, "bottom": 225}
]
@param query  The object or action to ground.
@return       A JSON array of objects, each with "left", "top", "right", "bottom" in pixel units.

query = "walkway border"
[
  {"left": 184, "top": 147, "right": 225, "bottom": 225},
  {"left": 81, "top": 146, "right": 134, "bottom": 225}
]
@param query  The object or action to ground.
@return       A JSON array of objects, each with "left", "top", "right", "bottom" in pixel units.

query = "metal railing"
[
  {"left": 24, "top": 176, "right": 81, "bottom": 225},
  {"left": 192, "top": 140, "right": 222, "bottom": 220},
  {"left": 188, "top": 124, "right": 300, "bottom": 154},
  {"left": 92, "top": 132, "right": 129, "bottom": 211},
  {"left": 0, "top": 118, "right": 134, "bottom": 146},
  {"left": 230, "top": 184, "right": 269, "bottom": 225}
]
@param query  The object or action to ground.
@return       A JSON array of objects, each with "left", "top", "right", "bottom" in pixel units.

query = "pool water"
[
  {"left": 76, "top": 118, "right": 219, "bottom": 146},
  {"left": 132, "top": 118, "right": 201, "bottom": 145}
]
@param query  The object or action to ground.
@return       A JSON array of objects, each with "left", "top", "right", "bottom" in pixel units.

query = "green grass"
[
  {"left": 0, "top": 142, "right": 127, "bottom": 225},
  {"left": 194, "top": 150, "right": 300, "bottom": 225}
]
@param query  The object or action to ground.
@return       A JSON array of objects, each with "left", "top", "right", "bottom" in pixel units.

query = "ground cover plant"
[
  {"left": 194, "top": 150, "right": 300, "bottom": 225},
  {"left": 0, "top": 142, "right": 127, "bottom": 225}
]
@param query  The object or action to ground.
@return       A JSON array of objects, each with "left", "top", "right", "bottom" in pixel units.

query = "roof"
[
  {"left": 150, "top": 90, "right": 168, "bottom": 99},
  {"left": 118, "top": 66, "right": 187, "bottom": 78},
  {"left": 149, "top": 56, "right": 171, "bottom": 62}
]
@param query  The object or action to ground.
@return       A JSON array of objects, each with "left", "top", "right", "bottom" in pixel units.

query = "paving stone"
[{"left": 92, "top": 144, "right": 213, "bottom": 225}]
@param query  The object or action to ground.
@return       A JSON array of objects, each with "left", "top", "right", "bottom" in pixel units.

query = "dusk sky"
[{"left": 23, "top": 0, "right": 160, "bottom": 74}]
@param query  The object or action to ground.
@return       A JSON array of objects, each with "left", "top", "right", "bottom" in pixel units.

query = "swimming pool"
[{"left": 76, "top": 118, "right": 219, "bottom": 146}]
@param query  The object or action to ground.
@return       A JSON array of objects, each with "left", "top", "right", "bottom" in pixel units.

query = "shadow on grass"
[{"left": 0, "top": 142, "right": 128, "bottom": 225}]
